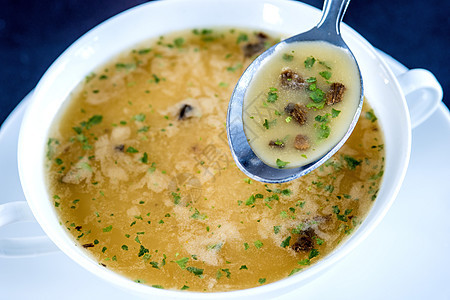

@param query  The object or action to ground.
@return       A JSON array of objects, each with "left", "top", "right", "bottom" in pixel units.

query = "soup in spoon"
[{"left": 243, "top": 41, "right": 361, "bottom": 169}]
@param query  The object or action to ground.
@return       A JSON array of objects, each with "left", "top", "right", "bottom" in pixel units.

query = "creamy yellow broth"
[
  {"left": 46, "top": 29, "right": 384, "bottom": 292},
  {"left": 243, "top": 41, "right": 361, "bottom": 169}
]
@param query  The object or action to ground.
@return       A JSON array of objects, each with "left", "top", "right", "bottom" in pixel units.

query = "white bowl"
[{"left": 0, "top": 0, "right": 441, "bottom": 298}]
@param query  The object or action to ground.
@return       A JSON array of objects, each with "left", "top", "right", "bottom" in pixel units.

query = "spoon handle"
[{"left": 316, "top": 0, "right": 351, "bottom": 36}]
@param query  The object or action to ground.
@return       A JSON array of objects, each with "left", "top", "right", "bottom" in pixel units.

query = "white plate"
[{"left": 0, "top": 51, "right": 449, "bottom": 299}]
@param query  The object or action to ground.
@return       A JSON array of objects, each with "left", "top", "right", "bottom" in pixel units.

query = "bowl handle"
[
  {"left": 396, "top": 68, "right": 443, "bottom": 129},
  {"left": 0, "top": 201, "right": 58, "bottom": 257}
]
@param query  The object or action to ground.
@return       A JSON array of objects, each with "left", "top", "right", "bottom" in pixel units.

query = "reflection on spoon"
[{"left": 227, "top": 0, "right": 363, "bottom": 183}]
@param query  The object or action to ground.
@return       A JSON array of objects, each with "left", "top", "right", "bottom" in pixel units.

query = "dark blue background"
[{"left": 1, "top": 0, "right": 448, "bottom": 126}]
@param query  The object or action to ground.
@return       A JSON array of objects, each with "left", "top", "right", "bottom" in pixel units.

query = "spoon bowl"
[{"left": 227, "top": 0, "right": 363, "bottom": 183}]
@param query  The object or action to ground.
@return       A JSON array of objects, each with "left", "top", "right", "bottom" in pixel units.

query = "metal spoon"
[{"left": 226, "top": 0, "right": 363, "bottom": 183}]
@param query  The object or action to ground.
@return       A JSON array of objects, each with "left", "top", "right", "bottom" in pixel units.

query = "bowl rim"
[{"left": 18, "top": 0, "right": 411, "bottom": 298}]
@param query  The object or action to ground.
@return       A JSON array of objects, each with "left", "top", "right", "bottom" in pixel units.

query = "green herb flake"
[
  {"left": 283, "top": 53, "right": 294, "bottom": 61},
  {"left": 306, "top": 101, "right": 325, "bottom": 110},
  {"left": 298, "top": 258, "right": 311, "bottom": 265},
  {"left": 133, "top": 113, "right": 146, "bottom": 122},
  {"left": 319, "top": 70, "right": 332, "bottom": 80},
  {"left": 258, "top": 278, "right": 266, "bottom": 284},
  {"left": 365, "top": 109, "right": 378, "bottom": 122},
  {"left": 319, "top": 60, "right": 332, "bottom": 69},
  {"left": 280, "top": 236, "right": 291, "bottom": 248},
  {"left": 343, "top": 155, "right": 362, "bottom": 170},
  {"left": 304, "top": 56, "right": 316, "bottom": 69},
  {"left": 315, "top": 114, "right": 329, "bottom": 123},
  {"left": 245, "top": 195, "right": 256, "bottom": 206},
  {"left": 181, "top": 285, "right": 189, "bottom": 290},
  {"left": 267, "top": 89, "right": 278, "bottom": 103},
  {"left": 318, "top": 124, "right": 331, "bottom": 139},
  {"left": 191, "top": 208, "right": 207, "bottom": 220},
  {"left": 288, "top": 268, "right": 303, "bottom": 276},
  {"left": 236, "top": 33, "right": 248, "bottom": 44},
  {"left": 102, "top": 225, "right": 112, "bottom": 232},
  {"left": 306, "top": 77, "right": 317, "bottom": 83},
  {"left": 138, "top": 126, "right": 149, "bottom": 133},
  {"left": 121, "top": 245, "right": 129, "bottom": 251},
  {"left": 152, "top": 74, "right": 161, "bottom": 83},
  {"left": 138, "top": 48, "right": 152, "bottom": 55},
  {"left": 308, "top": 248, "right": 320, "bottom": 259},
  {"left": 227, "top": 63, "right": 243, "bottom": 72},
  {"left": 276, "top": 158, "right": 289, "bottom": 169},
  {"left": 273, "top": 225, "right": 281, "bottom": 234},
  {"left": 172, "top": 192, "right": 181, "bottom": 205},
  {"left": 186, "top": 266, "right": 204, "bottom": 277},
  {"left": 126, "top": 147, "right": 139, "bottom": 153},
  {"left": 115, "top": 62, "right": 136, "bottom": 71},
  {"left": 152, "top": 285, "right": 164, "bottom": 289},
  {"left": 138, "top": 245, "right": 149, "bottom": 257},
  {"left": 370, "top": 170, "right": 384, "bottom": 180},
  {"left": 137, "top": 153, "right": 148, "bottom": 164},
  {"left": 254, "top": 240, "right": 263, "bottom": 249},
  {"left": 309, "top": 88, "right": 325, "bottom": 103},
  {"left": 79, "top": 162, "right": 92, "bottom": 172},
  {"left": 331, "top": 108, "right": 341, "bottom": 118},
  {"left": 172, "top": 257, "right": 189, "bottom": 269},
  {"left": 174, "top": 37, "right": 185, "bottom": 48},
  {"left": 240, "top": 265, "right": 248, "bottom": 270}
]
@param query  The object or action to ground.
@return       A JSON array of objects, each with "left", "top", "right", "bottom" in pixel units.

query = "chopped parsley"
[
  {"left": 267, "top": 87, "right": 278, "bottom": 103},
  {"left": 280, "top": 236, "right": 291, "bottom": 248},
  {"left": 172, "top": 257, "right": 189, "bottom": 269},
  {"left": 126, "top": 146, "right": 139, "bottom": 153},
  {"left": 282, "top": 53, "right": 294, "bottom": 61},
  {"left": 343, "top": 155, "right": 362, "bottom": 170},
  {"left": 186, "top": 266, "right": 204, "bottom": 277},
  {"left": 140, "top": 152, "right": 148, "bottom": 163},
  {"left": 138, "top": 245, "right": 149, "bottom": 257},
  {"left": 172, "top": 192, "right": 181, "bottom": 205},
  {"left": 254, "top": 240, "right": 263, "bottom": 249},
  {"left": 190, "top": 208, "right": 207, "bottom": 220},
  {"left": 173, "top": 37, "right": 185, "bottom": 48},
  {"left": 308, "top": 248, "right": 320, "bottom": 259},
  {"left": 304, "top": 56, "right": 316, "bottom": 69},
  {"left": 319, "top": 70, "right": 332, "bottom": 80},
  {"left": 365, "top": 109, "right": 378, "bottom": 122},
  {"left": 273, "top": 225, "right": 281, "bottom": 234},
  {"left": 133, "top": 113, "right": 146, "bottom": 122},
  {"left": 236, "top": 33, "right": 248, "bottom": 44},
  {"left": 288, "top": 268, "right": 303, "bottom": 276},
  {"left": 227, "top": 63, "right": 243, "bottom": 72},
  {"left": 276, "top": 158, "right": 289, "bottom": 169}
]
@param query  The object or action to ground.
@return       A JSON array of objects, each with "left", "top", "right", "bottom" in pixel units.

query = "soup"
[
  {"left": 45, "top": 28, "right": 384, "bottom": 292},
  {"left": 243, "top": 41, "right": 361, "bottom": 169}
]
